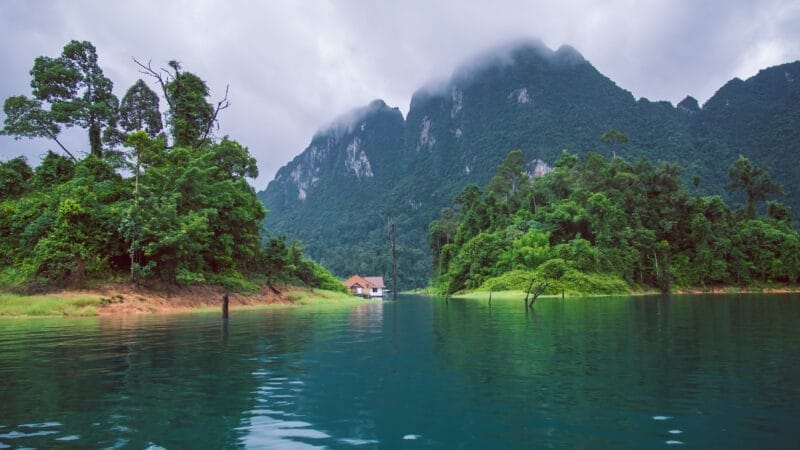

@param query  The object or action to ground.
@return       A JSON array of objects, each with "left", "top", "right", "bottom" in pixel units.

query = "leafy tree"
[
  {"left": 126, "top": 138, "right": 264, "bottom": 283},
  {"left": 726, "top": 155, "right": 783, "bottom": 218},
  {"left": 3, "top": 41, "right": 119, "bottom": 159},
  {"left": 32, "top": 41, "right": 119, "bottom": 157},
  {"left": 1, "top": 43, "right": 347, "bottom": 294},
  {"left": 488, "top": 149, "right": 527, "bottom": 204},
  {"left": 166, "top": 67, "right": 214, "bottom": 147},
  {"left": 430, "top": 150, "right": 800, "bottom": 294},
  {"left": 429, "top": 207, "right": 459, "bottom": 273},
  {"left": 135, "top": 59, "right": 228, "bottom": 148},
  {"left": 2, "top": 96, "right": 77, "bottom": 161},
  {"left": 497, "top": 228, "right": 551, "bottom": 271},
  {"left": 28, "top": 157, "right": 127, "bottom": 285},
  {"left": 262, "top": 236, "right": 290, "bottom": 284},
  {"left": 767, "top": 201, "right": 791, "bottom": 223},
  {"left": 600, "top": 129, "right": 628, "bottom": 158},
  {"left": 32, "top": 151, "right": 75, "bottom": 189},
  {"left": 0, "top": 157, "right": 33, "bottom": 198},
  {"left": 119, "top": 79, "right": 163, "bottom": 136},
  {"left": 105, "top": 79, "right": 164, "bottom": 148}
]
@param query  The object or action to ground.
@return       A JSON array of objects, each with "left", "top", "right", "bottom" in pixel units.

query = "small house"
[{"left": 342, "top": 275, "right": 385, "bottom": 298}]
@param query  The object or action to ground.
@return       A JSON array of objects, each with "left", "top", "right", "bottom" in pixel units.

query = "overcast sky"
[{"left": 2, "top": 0, "right": 799, "bottom": 189}]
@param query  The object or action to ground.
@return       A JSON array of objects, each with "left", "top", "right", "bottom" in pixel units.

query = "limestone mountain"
[{"left": 258, "top": 40, "right": 800, "bottom": 288}]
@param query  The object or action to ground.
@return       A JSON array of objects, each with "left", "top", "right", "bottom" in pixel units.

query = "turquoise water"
[{"left": 1, "top": 294, "right": 799, "bottom": 448}]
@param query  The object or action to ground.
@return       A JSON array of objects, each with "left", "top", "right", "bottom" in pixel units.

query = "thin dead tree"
[{"left": 133, "top": 58, "right": 229, "bottom": 148}]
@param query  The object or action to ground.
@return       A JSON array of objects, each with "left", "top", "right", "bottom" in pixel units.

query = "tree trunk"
[
  {"left": 89, "top": 122, "right": 102, "bottom": 158},
  {"left": 68, "top": 254, "right": 87, "bottom": 288},
  {"left": 390, "top": 219, "right": 398, "bottom": 301}
]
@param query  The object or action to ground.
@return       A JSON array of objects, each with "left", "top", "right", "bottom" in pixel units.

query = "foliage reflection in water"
[{"left": 0, "top": 295, "right": 799, "bottom": 448}]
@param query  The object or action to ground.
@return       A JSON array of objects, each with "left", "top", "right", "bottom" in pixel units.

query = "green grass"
[
  {"left": 1, "top": 288, "right": 373, "bottom": 317},
  {"left": 191, "top": 289, "right": 373, "bottom": 314},
  {"left": 0, "top": 293, "right": 103, "bottom": 316},
  {"left": 477, "top": 268, "right": 630, "bottom": 296},
  {"left": 287, "top": 289, "right": 373, "bottom": 306},
  {"left": 455, "top": 290, "right": 531, "bottom": 301}
]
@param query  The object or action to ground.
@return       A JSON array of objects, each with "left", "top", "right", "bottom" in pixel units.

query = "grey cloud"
[{"left": 1, "top": 0, "right": 798, "bottom": 189}]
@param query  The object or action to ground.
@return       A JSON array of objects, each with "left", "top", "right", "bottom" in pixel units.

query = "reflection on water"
[{"left": 1, "top": 295, "right": 799, "bottom": 448}]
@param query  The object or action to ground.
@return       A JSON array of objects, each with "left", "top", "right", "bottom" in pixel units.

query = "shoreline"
[
  {"left": 444, "top": 285, "right": 800, "bottom": 301},
  {"left": 0, "top": 283, "right": 371, "bottom": 317}
]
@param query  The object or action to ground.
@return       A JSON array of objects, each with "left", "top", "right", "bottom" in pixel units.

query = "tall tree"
[
  {"left": 135, "top": 59, "right": 228, "bottom": 148},
  {"left": 104, "top": 79, "right": 164, "bottom": 150},
  {"left": 488, "top": 149, "right": 527, "bottom": 201},
  {"left": 166, "top": 68, "right": 214, "bottom": 147},
  {"left": 726, "top": 155, "right": 783, "bottom": 218},
  {"left": 30, "top": 40, "right": 119, "bottom": 158},
  {"left": 2, "top": 41, "right": 118, "bottom": 159},
  {"left": 600, "top": 129, "right": 628, "bottom": 159},
  {"left": 119, "top": 79, "right": 163, "bottom": 136}
]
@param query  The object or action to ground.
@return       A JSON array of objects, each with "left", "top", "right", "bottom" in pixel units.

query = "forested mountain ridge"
[{"left": 258, "top": 40, "right": 800, "bottom": 288}]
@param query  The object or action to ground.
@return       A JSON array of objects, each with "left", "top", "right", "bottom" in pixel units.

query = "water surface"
[{"left": 1, "top": 294, "right": 799, "bottom": 448}]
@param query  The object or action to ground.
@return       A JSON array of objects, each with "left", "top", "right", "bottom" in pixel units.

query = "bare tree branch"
[
  {"left": 133, "top": 57, "right": 229, "bottom": 149},
  {"left": 197, "top": 84, "right": 230, "bottom": 148},
  {"left": 32, "top": 117, "right": 77, "bottom": 161},
  {"left": 132, "top": 57, "right": 174, "bottom": 109}
]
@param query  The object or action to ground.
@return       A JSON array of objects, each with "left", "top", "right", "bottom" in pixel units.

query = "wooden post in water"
[
  {"left": 488, "top": 287, "right": 492, "bottom": 307},
  {"left": 222, "top": 292, "right": 229, "bottom": 319}
]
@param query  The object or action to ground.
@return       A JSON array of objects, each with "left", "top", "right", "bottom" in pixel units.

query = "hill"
[{"left": 258, "top": 40, "right": 800, "bottom": 288}]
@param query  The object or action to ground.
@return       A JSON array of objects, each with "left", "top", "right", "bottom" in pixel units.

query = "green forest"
[
  {"left": 0, "top": 40, "right": 344, "bottom": 294},
  {"left": 429, "top": 147, "right": 799, "bottom": 295},
  {"left": 260, "top": 41, "right": 800, "bottom": 290}
]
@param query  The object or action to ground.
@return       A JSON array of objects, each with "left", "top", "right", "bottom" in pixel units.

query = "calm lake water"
[{"left": 1, "top": 294, "right": 799, "bottom": 449}]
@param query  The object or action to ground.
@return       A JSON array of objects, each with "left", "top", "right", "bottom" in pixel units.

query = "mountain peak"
[
  {"left": 410, "top": 39, "right": 590, "bottom": 106},
  {"left": 677, "top": 95, "right": 700, "bottom": 114},
  {"left": 314, "top": 98, "right": 397, "bottom": 140},
  {"left": 452, "top": 38, "right": 552, "bottom": 79},
  {"left": 554, "top": 44, "right": 586, "bottom": 64}
]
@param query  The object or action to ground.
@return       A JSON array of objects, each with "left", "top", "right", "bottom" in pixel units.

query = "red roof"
[
  {"left": 342, "top": 275, "right": 385, "bottom": 289},
  {"left": 363, "top": 277, "right": 385, "bottom": 288}
]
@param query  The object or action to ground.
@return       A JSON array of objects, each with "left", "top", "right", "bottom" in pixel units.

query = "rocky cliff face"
[
  {"left": 264, "top": 99, "right": 404, "bottom": 211},
  {"left": 258, "top": 41, "right": 800, "bottom": 288}
]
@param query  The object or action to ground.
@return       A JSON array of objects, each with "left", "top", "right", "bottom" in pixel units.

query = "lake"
[{"left": 1, "top": 294, "right": 799, "bottom": 449}]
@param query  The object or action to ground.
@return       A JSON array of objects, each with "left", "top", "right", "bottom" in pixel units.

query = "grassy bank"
[
  {"left": 0, "top": 293, "right": 105, "bottom": 316},
  {"left": 190, "top": 289, "right": 372, "bottom": 314},
  {"left": 0, "top": 286, "right": 371, "bottom": 317},
  {"left": 447, "top": 285, "right": 800, "bottom": 302}
]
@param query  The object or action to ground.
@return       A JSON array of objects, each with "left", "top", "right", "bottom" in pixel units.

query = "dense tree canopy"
[
  {"left": 726, "top": 155, "right": 784, "bottom": 218},
  {"left": 119, "top": 80, "right": 163, "bottom": 136},
  {"left": 430, "top": 149, "right": 799, "bottom": 295},
  {"left": 0, "top": 41, "right": 343, "bottom": 293}
]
